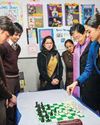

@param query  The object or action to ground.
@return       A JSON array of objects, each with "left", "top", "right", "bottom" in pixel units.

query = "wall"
[{"left": 16, "top": 0, "right": 100, "bottom": 91}]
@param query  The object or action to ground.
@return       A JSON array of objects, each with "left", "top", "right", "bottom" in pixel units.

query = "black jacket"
[{"left": 37, "top": 50, "right": 63, "bottom": 90}]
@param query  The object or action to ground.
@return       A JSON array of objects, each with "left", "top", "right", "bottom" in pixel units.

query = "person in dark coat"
[
  {"left": 37, "top": 36, "right": 63, "bottom": 90},
  {"left": 62, "top": 39, "right": 74, "bottom": 90},
  {"left": 0, "top": 22, "right": 23, "bottom": 125},
  {"left": 0, "top": 16, "right": 16, "bottom": 125}
]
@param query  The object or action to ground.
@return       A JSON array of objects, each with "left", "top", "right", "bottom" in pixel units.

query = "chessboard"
[{"left": 35, "top": 101, "right": 85, "bottom": 123}]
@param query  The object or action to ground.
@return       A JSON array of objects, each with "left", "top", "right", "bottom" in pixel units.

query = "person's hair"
[
  {"left": 14, "top": 22, "right": 23, "bottom": 34},
  {"left": 41, "top": 36, "right": 56, "bottom": 51},
  {"left": 85, "top": 13, "right": 100, "bottom": 28},
  {"left": 70, "top": 23, "right": 85, "bottom": 36},
  {"left": 64, "top": 39, "right": 74, "bottom": 47},
  {"left": 0, "top": 16, "right": 14, "bottom": 35}
]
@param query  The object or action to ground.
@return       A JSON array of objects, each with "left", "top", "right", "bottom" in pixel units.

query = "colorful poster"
[
  {"left": 65, "top": 3, "right": 79, "bottom": 26},
  {"left": 81, "top": 4, "right": 95, "bottom": 25},
  {"left": 38, "top": 28, "right": 54, "bottom": 47},
  {"left": 26, "top": 28, "right": 38, "bottom": 44},
  {"left": 27, "top": 3, "right": 43, "bottom": 28},
  {"left": 47, "top": 4, "right": 62, "bottom": 27},
  {"left": 54, "top": 28, "right": 71, "bottom": 55},
  {"left": 27, "top": 28, "right": 39, "bottom": 57},
  {"left": 0, "top": 1, "right": 23, "bottom": 24}
]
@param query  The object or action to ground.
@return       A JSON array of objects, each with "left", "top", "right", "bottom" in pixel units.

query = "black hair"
[
  {"left": 14, "top": 22, "right": 23, "bottom": 34},
  {"left": 0, "top": 16, "right": 14, "bottom": 35},
  {"left": 70, "top": 23, "right": 85, "bottom": 36},
  {"left": 41, "top": 36, "right": 56, "bottom": 51},
  {"left": 64, "top": 39, "right": 74, "bottom": 47},
  {"left": 85, "top": 13, "right": 100, "bottom": 28}
]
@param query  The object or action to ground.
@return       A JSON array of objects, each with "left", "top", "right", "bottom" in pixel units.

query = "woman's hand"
[
  {"left": 67, "top": 81, "right": 78, "bottom": 95},
  {"left": 51, "top": 78, "right": 59, "bottom": 85}
]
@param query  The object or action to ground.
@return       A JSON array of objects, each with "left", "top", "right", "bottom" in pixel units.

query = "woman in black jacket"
[
  {"left": 37, "top": 36, "right": 63, "bottom": 90},
  {"left": 62, "top": 39, "right": 74, "bottom": 90}
]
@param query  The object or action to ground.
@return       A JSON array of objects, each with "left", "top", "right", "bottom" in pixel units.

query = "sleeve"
[
  {"left": 56, "top": 52, "right": 63, "bottom": 81},
  {"left": 0, "top": 79, "right": 12, "bottom": 99},
  {"left": 77, "top": 43, "right": 94, "bottom": 84},
  {"left": 62, "top": 51, "right": 72, "bottom": 70},
  {"left": 37, "top": 53, "right": 52, "bottom": 82},
  {"left": 62, "top": 52, "right": 67, "bottom": 65}
]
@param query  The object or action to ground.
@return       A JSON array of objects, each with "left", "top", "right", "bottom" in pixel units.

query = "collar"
[{"left": 7, "top": 39, "right": 17, "bottom": 46}]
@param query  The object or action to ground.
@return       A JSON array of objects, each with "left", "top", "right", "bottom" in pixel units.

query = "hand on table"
[{"left": 67, "top": 81, "right": 78, "bottom": 95}]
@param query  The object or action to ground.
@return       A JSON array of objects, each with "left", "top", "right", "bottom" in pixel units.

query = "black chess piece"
[
  {"left": 45, "top": 112, "right": 49, "bottom": 118},
  {"left": 35, "top": 101, "right": 38, "bottom": 107},
  {"left": 47, "top": 104, "right": 51, "bottom": 110},
  {"left": 46, "top": 118, "right": 51, "bottom": 122},
  {"left": 41, "top": 102, "right": 44, "bottom": 107},
  {"left": 50, "top": 110, "right": 53, "bottom": 116},
  {"left": 54, "top": 108, "right": 57, "bottom": 113},
  {"left": 41, "top": 116, "right": 45, "bottom": 122}
]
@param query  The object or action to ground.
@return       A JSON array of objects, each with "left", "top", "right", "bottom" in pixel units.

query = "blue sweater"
[{"left": 77, "top": 41, "right": 100, "bottom": 84}]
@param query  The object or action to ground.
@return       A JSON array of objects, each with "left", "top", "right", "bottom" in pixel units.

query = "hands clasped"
[{"left": 6, "top": 94, "right": 17, "bottom": 108}]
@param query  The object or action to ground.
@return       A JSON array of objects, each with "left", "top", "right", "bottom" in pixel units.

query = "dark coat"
[
  {"left": 62, "top": 50, "right": 73, "bottom": 89},
  {"left": 37, "top": 50, "right": 63, "bottom": 90}
]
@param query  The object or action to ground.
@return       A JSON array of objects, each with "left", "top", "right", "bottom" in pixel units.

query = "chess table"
[{"left": 17, "top": 89, "right": 100, "bottom": 125}]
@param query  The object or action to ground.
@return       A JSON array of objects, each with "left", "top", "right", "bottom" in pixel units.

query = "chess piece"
[{"left": 35, "top": 101, "right": 38, "bottom": 107}]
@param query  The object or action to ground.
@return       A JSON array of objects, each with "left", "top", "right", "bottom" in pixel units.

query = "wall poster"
[
  {"left": 0, "top": 1, "right": 23, "bottom": 24},
  {"left": 54, "top": 28, "right": 71, "bottom": 55},
  {"left": 81, "top": 4, "right": 95, "bottom": 25},
  {"left": 38, "top": 28, "right": 54, "bottom": 47},
  {"left": 27, "top": 2, "right": 43, "bottom": 28},
  {"left": 65, "top": 3, "right": 79, "bottom": 26},
  {"left": 27, "top": 28, "right": 39, "bottom": 57},
  {"left": 47, "top": 4, "right": 62, "bottom": 27}
]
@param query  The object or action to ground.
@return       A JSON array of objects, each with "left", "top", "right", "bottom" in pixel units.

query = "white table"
[{"left": 17, "top": 89, "right": 100, "bottom": 125}]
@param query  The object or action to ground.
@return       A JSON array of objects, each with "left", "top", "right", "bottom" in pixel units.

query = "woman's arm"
[
  {"left": 37, "top": 53, "right": 52, "bottom": 82},
  {"left": 77, "top": 42, "right": 95, "bottom": 84}
]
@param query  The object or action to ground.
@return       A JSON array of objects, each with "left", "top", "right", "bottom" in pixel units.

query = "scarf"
[
  {"left": 47, "top": 55, "right": 58, "bottom": 77},
  {"left": 73, "top": 37, "right": 90, "bottom": 97}
]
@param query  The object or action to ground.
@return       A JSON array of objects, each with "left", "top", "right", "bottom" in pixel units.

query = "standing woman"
[
  {"left": 62, "top": 39, "right": 74, "bottom": 90},
  {"left": 70, "top": 23, "right": 91, "bottom": 98},
  {"left": 67, "top": 13, "right": 100, "bottom": 113},
  {"left": 37, "top": 36, "right": 63, "bottom": 90}
]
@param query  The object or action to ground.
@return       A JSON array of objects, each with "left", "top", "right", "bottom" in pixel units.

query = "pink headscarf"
[{"left": 73, "top": 37, "right": 90, "bottom": 97}]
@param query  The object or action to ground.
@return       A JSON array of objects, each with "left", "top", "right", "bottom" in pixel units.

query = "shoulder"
[
  {"left": 55, "top": 50, "right": 61, "bottom": 56},
  {"left": 37, "top": 52, "right": 46, "bottom": 58},
  {"left": 90, "top": 41, "right": 99, "bottom": 51},
  {"left": 0, "top": 42, "right": 9, "bottom": 48},
  {"left": 17, "top": 44, "right": 21, "bottom": 50},
  {"left": 62, "top": 50, "right": 67, "bottom": 55},
  {"left": 91, "top": 41, "right": 98, "bottom": 47},
  {"left": 37, "top": 52, "right": 42, "bottom": 56},
  {"left": 62, "top": 50, "right": 68, "bottom": 57},
  {"left": 0, "top": 42, "right": 9, "bottom": 53}
]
